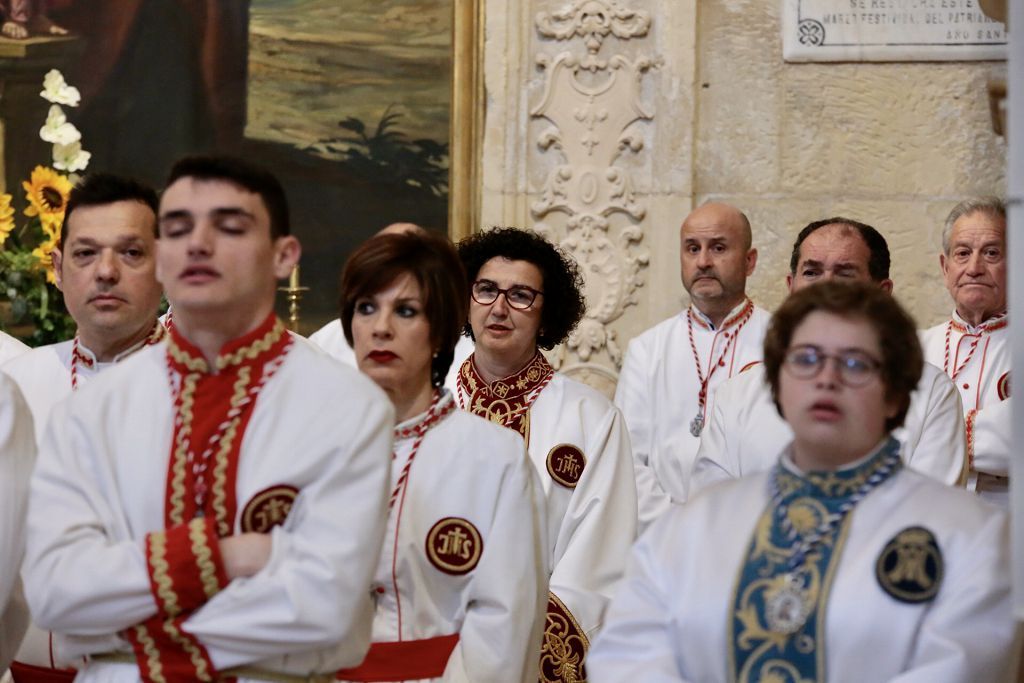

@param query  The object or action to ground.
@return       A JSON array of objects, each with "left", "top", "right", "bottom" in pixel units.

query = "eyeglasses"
[
  {"left": 782, "top": 345, "right": 882, "bottom": 388},
  {"left": 471, "top": 280, "right": 543, "bottom": 310}
]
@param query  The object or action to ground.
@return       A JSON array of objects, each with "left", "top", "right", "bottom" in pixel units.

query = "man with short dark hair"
[
  {"left": 690, "top": 217, "right": 965, "bottom": 496},
  {"left": 23, "top": 155, "right": 393, "bottom": 682},
  {"left": 920, "top": 197, "right": 1010, "bottom": 504},
  {"left": 615, "top": 202, "right": 770, "bottom": 523},
  {"left": 4, "top": 172, "right": 167, "bottom": 682},
  {"left": 4, "top": 172, "right": 165, "bottom": 442}
]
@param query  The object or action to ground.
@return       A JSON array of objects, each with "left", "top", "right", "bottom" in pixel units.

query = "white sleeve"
[
  {"left": 900, "top": 367, "right": 967, "bottom": 486},
  {"left": 0, "top": 377, "right": 35, "bottom": 671},
  {"left": 588, "top": 514, "right": 690, "bottom": 683},
  {"left": 443, "top": 444, "right": 547, "bottom": 683},
  {"left": 887, "top": 508, "right": 1017, "bottom": 682},
  {"left": 968, "top": 399, "right": 1010, "bottom": 477},
  {"left": 689, "top": 389, "right": 737, "bottom": 500},
  {"left": 23, "top": 400, "right": 158, "bottom": 635},
  {"left": 614, "top": 341, "right": 671, "bottom": 531},
  {"left": 183, "top": 395, "right": 393, "bottom": 670},
  {"left": 548, "top": 406, "right": 637, "bottom": 661}
]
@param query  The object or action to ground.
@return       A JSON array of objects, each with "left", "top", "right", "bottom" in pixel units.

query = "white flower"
[
  {"left": 39, "top": 105, "right": 81, "bottom": 145},
  {"left": 52, "top": 141, "right": 91, "bottom": 173},
  {"left": 40, "top": 69, "right": 81, "bottom": 107}
]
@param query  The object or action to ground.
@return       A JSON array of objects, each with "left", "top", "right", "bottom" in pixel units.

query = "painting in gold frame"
[{"left": 0, "top": 0, "right": 482, "bottom": 334}]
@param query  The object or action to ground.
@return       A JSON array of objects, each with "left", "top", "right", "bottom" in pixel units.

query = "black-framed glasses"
[
  {"left": 471, "top": 279, "right": 543, "bottom": 310},
  {"left": 782, "top": 345, "right": 882, "bottom": 388}
]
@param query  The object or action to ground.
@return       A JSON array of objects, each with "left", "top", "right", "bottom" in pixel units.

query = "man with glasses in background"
[{"left": 689, "top": 217, "right": 966, "bottom": 497}]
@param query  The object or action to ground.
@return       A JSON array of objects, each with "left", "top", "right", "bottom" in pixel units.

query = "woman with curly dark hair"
[{"left": 455, "top": 227, "right": 637, "bottom": 683}]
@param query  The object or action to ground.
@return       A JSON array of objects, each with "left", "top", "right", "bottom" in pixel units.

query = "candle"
[{"left": 289, "top": 265, "right": 300, "bottom": 289}]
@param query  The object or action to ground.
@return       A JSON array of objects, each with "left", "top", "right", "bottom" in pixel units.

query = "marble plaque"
[{"left": 783, "top": 0, "right": 1007, "bottom": 62}]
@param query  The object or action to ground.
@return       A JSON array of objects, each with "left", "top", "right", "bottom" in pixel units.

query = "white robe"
[
  {"left": 309, "top": 319, "right": 475, "bottom": 389},
  {"left": 0, "top": 376, "right": 36, "bottom": 673},
  {"left": 339, "top": 406, "right": 546, "bottom": 683},
  {"left": 589, "top": 460, "right": 1016, "bottom": 682},
  {"left": 920, "top": 313, "right": 1010, "bottom": 504},
  {"left": 522, "top": 374, "right": 637, "bottom": 679},
  {"left": 690, "top": 362, "right": 966, "bottom": 498},
  {"left": 22, "top": 339, "right": 394, "bottom": 682},
  {"left": 3, "top": 331, "right": 169, "bottom": 675},
  {"left": 2, "top": 338, "right": 148, "bottom": 444},
  {"left": 455, "top": 359, "right": 637, "bottom": 681},
  {"left": 614, "top": 301, "right": 770, "bottom": 526},
  {"left": 0, "top": 331, "right": 28, "bottom": 366}
]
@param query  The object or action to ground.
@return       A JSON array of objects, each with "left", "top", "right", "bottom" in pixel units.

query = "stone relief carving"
[{"left": 531, "top": 0, "right": 654, "bottom": 377}]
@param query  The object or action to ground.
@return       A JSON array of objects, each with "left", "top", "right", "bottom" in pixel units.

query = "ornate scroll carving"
[{"left": 532, "top": 0, "right": 653, "bottom": 373}]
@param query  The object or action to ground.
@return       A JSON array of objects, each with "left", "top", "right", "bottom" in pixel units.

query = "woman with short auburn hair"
[
  {"left": 590, "top": 281, "right": 1015, "bottom": 682},
  {"left": 336, "top": 231, "right": 546, "bottom": 683}
]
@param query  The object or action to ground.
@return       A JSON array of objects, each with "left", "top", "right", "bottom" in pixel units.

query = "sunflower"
[
  {"left": 23, "top": 165, "right": 72, "bottom": 222},
  {"left": 32, "top": 233, "right": 59, "bottom": 285},
  {"left": 0, "top": 193, "right": 14, "bottom": 246}
]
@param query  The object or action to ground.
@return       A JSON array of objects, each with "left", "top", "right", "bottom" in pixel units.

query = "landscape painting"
[{"left": 0, "top": 0, "right": 454, "bottom": 333}]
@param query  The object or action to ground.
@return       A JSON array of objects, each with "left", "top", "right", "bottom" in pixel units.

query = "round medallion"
[
  {"left": 998, "top": 371, "right": 1010, "bottom": 400},
  {"left": 241, "top": 485, "right": 298, "bottom": 533},
  {"left": 876, "top": 526, "right": 943, "bottom": 604},
  {"left": 425, "top": 517, "right": 483, "bottom": 575},
  {"left": 765, "top": 572, "right": 812, "bottom": 635},
  {"left": 546, "top": 444, "right": 587, "bottom": 489}
]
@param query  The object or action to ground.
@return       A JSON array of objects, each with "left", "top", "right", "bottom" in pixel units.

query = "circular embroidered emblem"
[
  {"left": 241, "top": 485, "right": 299, "bottom": 533},
  {"left": 998, "top": 372, "right": 1010, "bottom": 400},
  {"left": 425, "top": 517, "right": 483, "bottom": 575},
  {"left": 739, "top": 361, "right": 762, "bottom": 374},
  {"left": 546, "top": 444, "right": 586, "bottom": 489},
  {"left": 875, "top": 526, "right": 943, "bottom": 604}
]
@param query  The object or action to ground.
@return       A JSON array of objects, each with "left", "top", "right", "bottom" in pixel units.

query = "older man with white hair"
[{"left": 920, "top": 197, "right": 1010, "bottom": 504}]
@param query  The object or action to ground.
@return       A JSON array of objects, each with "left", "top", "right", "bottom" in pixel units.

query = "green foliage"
[
  {"left": 311, "top": 106, "right": 449, "bottom": 198},
  {"left": 0, "top": 225, "right": 75, "bottom": 346}
]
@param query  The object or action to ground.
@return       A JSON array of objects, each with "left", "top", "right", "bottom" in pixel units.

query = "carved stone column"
[{"left": 481, "top": 1, "right": 698, "bottom": 395}]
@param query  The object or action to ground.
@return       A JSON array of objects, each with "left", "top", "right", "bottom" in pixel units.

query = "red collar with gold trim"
[
  {"left": 163, "top": 314, "right": 292, "bottom": 536},
  {"left": 949, "top": 311, "right": 1008, "bottom": 336},
  {"left": 456, "top": 351, "right": 554, "bottom": 438}
]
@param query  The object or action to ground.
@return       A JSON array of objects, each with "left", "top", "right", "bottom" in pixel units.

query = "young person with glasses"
[
  {"left": 590, "top": 280, "right": 1015, "bottom": 681},
  {"left": 455, "top": 227, "right": 637, "bottom": 683}
]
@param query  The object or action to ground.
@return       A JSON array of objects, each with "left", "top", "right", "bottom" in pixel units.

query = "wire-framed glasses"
[{"left": 782, "top": 345, "right": 882, "bottom": 388}]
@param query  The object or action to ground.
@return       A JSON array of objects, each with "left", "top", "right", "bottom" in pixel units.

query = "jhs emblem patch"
[
  {"left": 876, "top": 526, "right": 943, "bottom": 604},
  {"left": 241, "top": 485, "right": 298, "bottom": 533},
  {"left": 546, "top": 444, "right": 586, "bottom": 489},
  {"left": 998, "top": 372, "right": 1010, "bottom": 400},
  {"left": 426, "top": 517, "right": 483, "bottom": 575}
]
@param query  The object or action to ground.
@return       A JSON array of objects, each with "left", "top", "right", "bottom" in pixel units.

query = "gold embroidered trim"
[
  {"left": 132, "top": 624, "right": 166, "bottom": 683},
  {"left": 188, "top": 518, "right": 221, "bottom": 600},
  {"left": 208, "top": 367, "right": 252, "bottom": 536},
  {"left": 539, "top": 591, "right": 589, "bottom": 683},
  {"left": 160, "top": 619, "right": 214, "bottom": 682},
  {"left": 167, "top": 373, "right": 199, "bottom": 526},
  {"left": 148, "top": 531, "right": 179, "bottom": 618},
  {"left": 216, "top": 319, "right": 286, "bottom": 370}
]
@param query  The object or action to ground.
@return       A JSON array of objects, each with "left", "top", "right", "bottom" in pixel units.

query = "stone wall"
[
  {"left": 696, "top": 1, "right": 1007, "bottom": 328},
  {"left": 480, "top": 0, "right": 1007, "bottom": 392}
]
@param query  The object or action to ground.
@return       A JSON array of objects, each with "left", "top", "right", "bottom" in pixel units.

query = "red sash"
[
  {"left": 335, "top": 634, "right": 459, "bottom": 682},
  {"left": 9, "top": 662, "right": 77, "bottom": 683}
]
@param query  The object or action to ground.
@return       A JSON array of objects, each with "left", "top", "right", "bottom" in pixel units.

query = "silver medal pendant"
[
  {"left": 765, "top": 572, "right": 810, "bottom": 635},
  {"left": 689, "top": 412, "right": 704, "bottom": 437}
]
